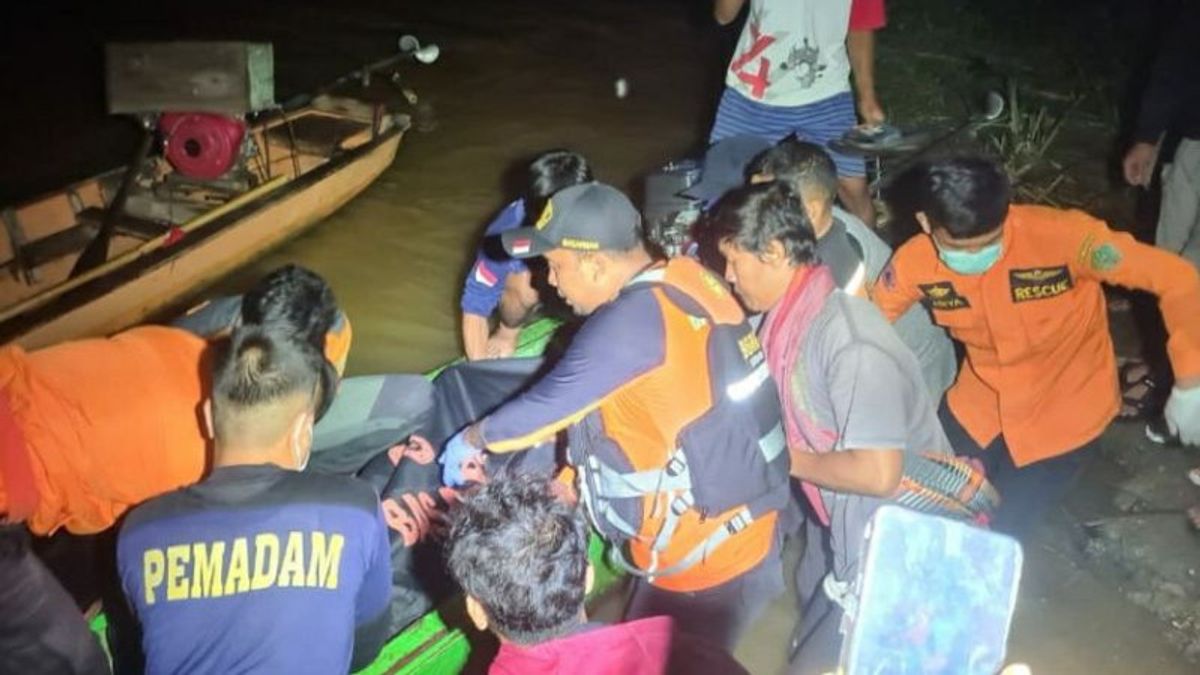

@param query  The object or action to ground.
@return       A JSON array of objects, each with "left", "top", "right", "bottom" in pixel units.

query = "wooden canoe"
[{"left": 0, "top": 95, "right": 406, "bottom": 349}]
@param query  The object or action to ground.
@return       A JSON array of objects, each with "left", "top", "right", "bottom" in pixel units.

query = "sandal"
[
  {"left": 843, "top": 123, "right": 903, "bottom": 148},
  {"left": 1118, "top": 358, "right": 1158, "bottom": 420}
]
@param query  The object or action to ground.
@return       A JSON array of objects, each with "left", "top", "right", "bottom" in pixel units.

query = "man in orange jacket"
[{"left": 873, "top": 157, "right": 1200, "bottom": 538}]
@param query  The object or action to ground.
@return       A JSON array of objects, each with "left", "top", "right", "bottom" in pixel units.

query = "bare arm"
[
  {"left": 790, "top": 447, "right": 903, "bottom": 497},
  {"left": 714, "top": 0, "right": 747, "bottom": 25},
  {"left": 462, "top": 313, "right": 490, "bottom": 361},
  {"left": 847, "top": 30, "right": 884, "bottom": 126}
]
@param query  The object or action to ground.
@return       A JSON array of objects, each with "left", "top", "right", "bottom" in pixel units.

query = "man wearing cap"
[{"left": 438, "top": 182, "right": 791, "bottom": 651}]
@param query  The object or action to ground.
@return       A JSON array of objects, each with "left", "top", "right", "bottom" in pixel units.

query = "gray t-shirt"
[
  {"left": 793, "top": 291, "right": 952, "bottom": 459},
  {"left": 828, "top": 207, "right": 958, "bottom": 401},
  {"left": 789, "top": 290, "right": 954, "bottom": 580}
]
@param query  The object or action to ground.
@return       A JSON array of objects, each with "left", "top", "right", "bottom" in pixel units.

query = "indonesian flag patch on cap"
[{"left": 510, "top": 238, "right": 532, "bottom": 255}]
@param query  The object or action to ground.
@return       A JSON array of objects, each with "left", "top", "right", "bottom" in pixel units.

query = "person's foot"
[{"left": 1118, "top": 358, "right": 1158, "bottom": 420}]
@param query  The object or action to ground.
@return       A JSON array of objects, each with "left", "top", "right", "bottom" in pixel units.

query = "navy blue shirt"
[
  {"left": 460, "top": 199, "right": 531, "bottom": 317},
  {"left": 118, "top": 465, "right": 392, "bottom": 675}
]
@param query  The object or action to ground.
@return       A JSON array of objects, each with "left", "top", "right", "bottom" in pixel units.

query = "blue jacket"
[
  {"left": 118, "top": 465, "right": 392, "bottom": 675},
  {"left": 460, "top": 200, "right": 530, "bottom": 317}
]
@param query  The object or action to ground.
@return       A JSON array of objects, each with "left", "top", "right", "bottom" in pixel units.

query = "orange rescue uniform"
[
  {"left": 0, "top": 326, "right": 210, "bottom": 534},
  {"left": 874, "top": 205, "right": 1200, "bottom": 466}
]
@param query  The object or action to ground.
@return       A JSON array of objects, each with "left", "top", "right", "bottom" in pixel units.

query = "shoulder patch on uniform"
[
  {"left": 918, "top": 281, "right": 970, "bottom": 311},
  {"left": 1009, "top": 266, "right": 1072, "bottom": 302},
  {"left": 1077, "top": 233, "right": 1096, "bottom": 265},
  {"left": 473, "top": 261, "right": 498, "bottom": 287},
  {"left": 1089, "top": 242, "right": 1122, "bottom": 271}
]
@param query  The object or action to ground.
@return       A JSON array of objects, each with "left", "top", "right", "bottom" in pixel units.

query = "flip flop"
[
  {"left": 844, "top": 123, "right": 903, "bottom": 146},
  {"left": 828, "top": 124, "right": 933, "bottom": 158}
]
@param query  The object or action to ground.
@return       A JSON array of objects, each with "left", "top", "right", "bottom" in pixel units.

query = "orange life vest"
[{"left": 570, "top": 259, "right": 789, "bottom": 592}]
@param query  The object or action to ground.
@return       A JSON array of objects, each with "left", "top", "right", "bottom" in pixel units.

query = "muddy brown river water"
[{"left": 1, "top": 1, "right": 1195, "bottom": 672}]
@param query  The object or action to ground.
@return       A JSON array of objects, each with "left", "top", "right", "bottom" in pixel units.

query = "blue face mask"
[{"left": 937, "top": 241, "right": 1003, "bottom": 275}]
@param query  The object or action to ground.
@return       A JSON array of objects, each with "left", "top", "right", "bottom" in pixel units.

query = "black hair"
[
  {"left": 211, "top": 325, "right": 324, "bottom": 439},
  {"left": 910, "top": 156, "right": 1011, "bottom": 239},
  {"left": 445, "top": 474, "right": 589, "bottom": 645},
  {"left": 525, "top": 150, "right": 593, "bottom": 216},
  {"left": 749, "top": 136, "right": 838, "bottom": 204},
  {"left": 703, "top": 181, "right": 818, "bottom": 266},
  {"left": 240, "top": 265, "right": 337, "bottom": 351}
]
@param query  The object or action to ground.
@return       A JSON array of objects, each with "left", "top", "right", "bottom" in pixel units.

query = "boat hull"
[{"left": 2, "top": 126, "right": 402, "bottom": 349}]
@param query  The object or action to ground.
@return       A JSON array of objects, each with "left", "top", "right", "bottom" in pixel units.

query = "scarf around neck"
[{"left": 759, "top": 264, "right": 837, "bottom": 525}]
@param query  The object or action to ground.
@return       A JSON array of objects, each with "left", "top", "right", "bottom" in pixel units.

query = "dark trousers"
[
  {"left": 787, "top": 512, "right": 841, "bottom": 675},
  {"left": 624, "top": 538, "right": 784, "bottom": 653},
  {"left": 0, "top": 526, "right": 109, "bottom": 675},
  {"left": 938, "top": 402, "right": 1096, "bottom": 540}
]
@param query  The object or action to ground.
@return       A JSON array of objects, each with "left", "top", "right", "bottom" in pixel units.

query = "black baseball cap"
[
  {"left": 501, "top": 182, "right": 643, "bottom": 259},
  {"left": 683, "top": 135, "right": 774, "bottom": 203}
]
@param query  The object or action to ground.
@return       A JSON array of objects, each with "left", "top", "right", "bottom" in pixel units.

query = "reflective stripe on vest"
[
  {"left": 572, "top": 259, "right": 787, "bottom": 580},
  {"left": 607, "top": 506, "right": 755, "bottom": 581},
  {"left": 577, "top": 420, "right": 785, "bottom": 579}
]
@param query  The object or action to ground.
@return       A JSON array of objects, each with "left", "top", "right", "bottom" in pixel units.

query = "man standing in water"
[{"left": 440, "top": 182, "right": 790, "bottom": 651}]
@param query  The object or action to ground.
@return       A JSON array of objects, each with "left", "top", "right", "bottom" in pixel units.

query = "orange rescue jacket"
[{"left": 874, "top": 205, "right": 1200, "bottom": 466}]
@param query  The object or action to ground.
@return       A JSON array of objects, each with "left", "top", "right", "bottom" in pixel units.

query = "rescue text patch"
[{"left": 1009, "top": 266, "right": 1073, "bottom": 303}]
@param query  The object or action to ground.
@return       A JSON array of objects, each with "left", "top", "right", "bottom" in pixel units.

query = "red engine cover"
[{"left": 159, "top": 112, "right": 247, "bottom": 180}]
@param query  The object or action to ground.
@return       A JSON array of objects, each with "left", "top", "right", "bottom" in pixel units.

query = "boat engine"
[
  {"left": 159, "top": 112, "right": 248, "bottom": 180},
  {"left": 643, "top": 159, "right": 704, "bottom": 258}
]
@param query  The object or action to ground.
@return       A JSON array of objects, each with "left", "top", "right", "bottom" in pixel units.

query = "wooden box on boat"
[{"left": 106, "top": 42, "right": 275, "bottom": 115}]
